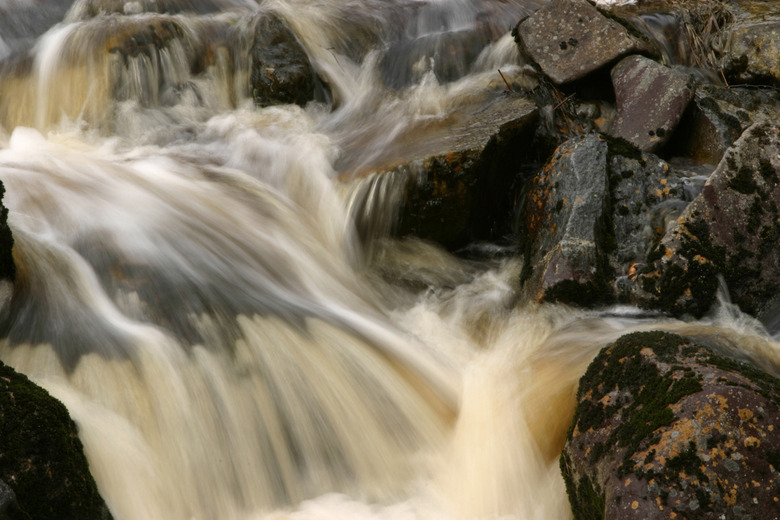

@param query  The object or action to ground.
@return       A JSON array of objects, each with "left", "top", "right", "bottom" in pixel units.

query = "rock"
[
  {"left": 610, "top": 55, "right": 694, "bottom": 153},
  {"left": 371, "top": 94, "right": 539, "bottom": 250},
  {"left": 514, "top": 0, "right": 650, "bottom": 85},
  {"left": 562, "top": 330, "right": 780, "bottom": 520},
  {"left": 722, "top": 19, "right": 780, "bottom": 86},
  {"left": 250, "top": 13, "right": 316, "bottom": 108},
  {"left": 519, "top": 134, "right": 612, "bottom": 305},
  {"left": 671, "top": 84, "right": 780, "bottom": 165},
  {"left": 0, "top": 480, "right": 21, "bottom": 519},
  {"left": 0, "top": 182, "right": 14, "bottom": 281},
  {"left": 518, "top": 133, "right": 695, "bottom": 306},
  {"left": 0, "top": 361, "right": 112, "bottom": 520},
  {"left": 635, "top": 123, "right": 780, "bottom": 319}
]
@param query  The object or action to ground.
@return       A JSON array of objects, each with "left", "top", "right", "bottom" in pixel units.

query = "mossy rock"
[
  {"left": 0, "top": 361, "right": 112, "bottom": 520},
  {"left": 562, "top": 330, "right": 780, "bottom": 519},
  {"left": 634, "top": 123, "right": 780, "bottom": 319}
]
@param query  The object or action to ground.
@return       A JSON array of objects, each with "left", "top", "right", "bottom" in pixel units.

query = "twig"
[
  {"left": 497, "top": 69, "right": 515, "bottom": 93},
  {"left": 553, "top": 93, "right": 576, "bottom": 112}
]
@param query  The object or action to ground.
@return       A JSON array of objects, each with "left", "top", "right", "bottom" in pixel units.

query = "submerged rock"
[
  {"left": 0, "top": 361, "right": 112, "bottom": 520},
  {"left": 514, "top": 0, "right": 650, "bottom": 85},
  {"left": 610, "top": 55, "right": 694, "bottom": 153},
  {"left": 635, "top": 123, "right": 780, "bottom": 318},
  {"left": 250, "top": 13, "right": 316, "bottom": 108},
  {"left": 562, "top": 330, "right": 780, "bottom": 520}
]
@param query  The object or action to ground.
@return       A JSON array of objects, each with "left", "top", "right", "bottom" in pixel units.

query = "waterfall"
[{"left": 1, "top": 1, "right": 779, "bottom": 519}]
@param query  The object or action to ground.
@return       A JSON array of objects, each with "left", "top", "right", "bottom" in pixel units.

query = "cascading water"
[{"left": 1, "top": 1, "right": 780, "bottom": 519}]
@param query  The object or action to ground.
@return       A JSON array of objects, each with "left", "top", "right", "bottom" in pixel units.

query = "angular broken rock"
[
  {"left": 562, "top": 330, "right": 780, "bottom": 520},
  {"left": 515, "top": 0, "right": 648, "bottom": 85},
  {"left": 368, "top": 94, "right": 539, "bottom": 249},
  {"left": 635, "top": 123, "right": 780, "bottom": 318},
  {"left": 519, "top": 134, "right": 611, "bottom": 304},
  {"left": 517, "top": 133, "right": 695, "bottom": 307},
  {"left": 610, "top": 55, "right": 694, "bottom": 153}
]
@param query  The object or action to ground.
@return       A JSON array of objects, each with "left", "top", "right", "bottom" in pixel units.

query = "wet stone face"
[{"left": 562, "top": 331, "right": 780, "bottom": 520}]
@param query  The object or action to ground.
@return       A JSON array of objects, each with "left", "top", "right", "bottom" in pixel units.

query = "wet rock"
[
  {"left": 0, "top": 182, "right": 13, "bottom": 282},
  {"left": 610, "top": 55, "right": 694, "bottom": 153},
  {"left": 250, "top": 13, "right": 316, "bottom": 108},
  {"left": 514, "top": 0, "right": 650, "bottom": 85},
  {"left": 382, "top": 94, "right": 539, "bottom": 249},
  {"left": 562, "top": 330, "right": 780, "bottom": 520},
  {"left": 0, "top": 361, "right": 112, "bottom": 520},
  {"left": 519, "top": 134, "right": 612, "bottom": 305},
  {"left": 635, "top": 123, "right": 780, "bottom": 319},
  {"left": 518, "top": 134, "right": 695, "bottom": 306}
]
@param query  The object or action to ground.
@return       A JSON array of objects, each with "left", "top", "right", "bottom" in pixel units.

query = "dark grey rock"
[
  {"left": 250, "top": 13, "right": 316, "bottom": 108},
  {"left": 635, "top": 123, "right": 780, "bottom": 318},
  {"left": 563, "top": 330, "right": 780, "bottom": 520},
  {"left": 671, "top": 83, "right": 780, "bottom": 165},
  {"left": 610, "top": 55, "right": 694, "bottom": 152},
  {"left": 518, "top": 134, "right": 612, "bottom": 304},
  {"left": 517, "top": 133, "right": 697, "bottom": 306},
  {"left": 515, "top": 0, "right": 649, "bottom": 85}
]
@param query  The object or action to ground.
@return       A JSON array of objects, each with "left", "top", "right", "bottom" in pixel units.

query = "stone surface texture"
[
  {"left": 385, "top": 95, "right": 539, "bottom": 249},
  {"left": 635, "top": 123, "right": 780, "bottom": 318},
  {"left": 610, "top": 55, "right": 694, "bottom": 152},
  {"left": 723, "top": 19, "right": 780, "bottom": 86},
  {"left": 0, "top": 361, "right": 112, "bottom": 520},
  {"left": 519, "top": 134, "right": 611, "bottom": 304},
  {"left": 515, "top": 0, "right": 648, "bottom": 85},
  {"left": 562, "top": 330, "right": 780, "bottom": 520},
  {"left": 250, "top": 13, "right": 316, "bottom": 107}
]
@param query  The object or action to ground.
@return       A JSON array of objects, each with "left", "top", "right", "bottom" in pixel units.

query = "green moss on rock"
[{"left": 0, "top": 361, "right": 111, "bottom": 520}]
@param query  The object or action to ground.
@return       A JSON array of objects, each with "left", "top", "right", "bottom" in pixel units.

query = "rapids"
[{"left": 0, "top": 1, "right": 779, "bottom": 519}]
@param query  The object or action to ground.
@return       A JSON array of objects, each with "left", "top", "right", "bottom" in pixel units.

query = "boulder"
[
  {"left": 380, "top": 94, "right": 539, "bottom": 249},
  {"left": 562, "top": 330, "right": 780, "bottom": 520},
  {"left": 0, "top": 361, "right": 112, "bottom": 520},
  {"left": 610, "top": 55, "right": 694, "bottom": 153},
  {"left": 670, "top": 84, "right": 761, "bottom": 165},
  {"left": 514, "top": 0, "right": 651, "bottom": 85},
  {"left": 518, "top": 133, "right": 695, "bottom": 305},
  {"left": 722, "top": 19, "right": 780, "bottom": 86},
  {"left": 519, "top": 134, "right": 612, "bottom": 305},
  {"left": 635, "top": 123, "right": 780, "bottom": 319},
  {"left": 250, "top": 13, "right": 316, "bottom": 108}
]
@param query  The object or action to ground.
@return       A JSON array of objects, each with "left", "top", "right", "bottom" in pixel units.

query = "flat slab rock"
[
  {"left": 562, "top": 330, "right": 780, "bottom": 520},
  {"left": 635, "top": 122, "right": 780, "bottom": 318},
  {"left": 610, "top": 55, "right": 694, "bottom": 153},
  {"left": 515, "top": 0, "right": 648, "bottom": 85},
  {"left": 385, "top": 94, "right": 539, "bottom": 249}
]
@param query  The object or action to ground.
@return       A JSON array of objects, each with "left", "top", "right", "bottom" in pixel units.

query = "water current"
[{"left": 0, "top": 1, "right": 779, "bottom": 519}]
